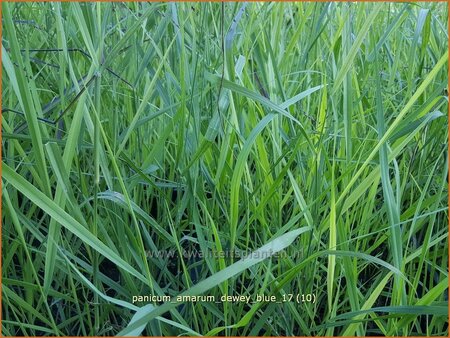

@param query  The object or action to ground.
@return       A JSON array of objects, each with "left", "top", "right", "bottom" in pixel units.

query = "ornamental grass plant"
[{"left": 1, "top": 2, "right": 448, "bottom": 336}]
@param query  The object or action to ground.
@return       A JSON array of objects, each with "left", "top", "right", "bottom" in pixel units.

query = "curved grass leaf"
[
  {"left": 117, "top": 227, "right": 311, "bottom": 336},
  {"left": 2, "top": 163, "right": 149, "bottom": 285}
]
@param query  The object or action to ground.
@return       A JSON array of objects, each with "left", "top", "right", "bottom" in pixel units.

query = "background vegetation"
[{"left": 2, "top": 1, "right": 448, "bottom": 336}]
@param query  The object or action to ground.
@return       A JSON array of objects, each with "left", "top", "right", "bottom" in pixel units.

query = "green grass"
[{"left": 2, "top": 2, "right": 448, "bottom": 336}]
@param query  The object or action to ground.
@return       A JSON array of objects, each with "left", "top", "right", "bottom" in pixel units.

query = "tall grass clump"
[{"left": 2, "top": 2, "right": 448, "bottom": 336}]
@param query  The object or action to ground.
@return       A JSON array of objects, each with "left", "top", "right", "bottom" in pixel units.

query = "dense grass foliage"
[{"left": 2, "top": 2, "right": 448, "bottom": 336}]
